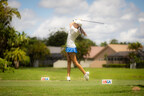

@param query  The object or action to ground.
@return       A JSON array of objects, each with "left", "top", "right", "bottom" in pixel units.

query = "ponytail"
[{"left": 79, "top": 26, "right": 87, "bottom": 36}]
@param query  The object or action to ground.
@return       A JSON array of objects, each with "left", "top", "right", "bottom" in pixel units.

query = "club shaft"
[{"left": 81, "top": 20, "right": 104, "bottom": 24}]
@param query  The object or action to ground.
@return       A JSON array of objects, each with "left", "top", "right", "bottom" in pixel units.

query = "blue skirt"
[{"left": 65, "top": 47, "right": 78, "bottom": 53}]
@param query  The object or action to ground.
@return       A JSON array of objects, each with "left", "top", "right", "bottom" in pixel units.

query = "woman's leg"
[
  {"left": 69, "top": 53, "right": 86, "bottom": 75},
  {"left": 66, "top": 53, "right": 71, "bottom": 77}
]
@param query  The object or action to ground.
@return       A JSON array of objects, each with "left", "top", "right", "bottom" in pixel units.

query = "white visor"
[{"left": 73, "top": 19, "right": 82, "bottom": 26}]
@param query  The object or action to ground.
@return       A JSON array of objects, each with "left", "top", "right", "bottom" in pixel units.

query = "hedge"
[{"left": 102, "top": 64, "right": 128, "bottom": 68}]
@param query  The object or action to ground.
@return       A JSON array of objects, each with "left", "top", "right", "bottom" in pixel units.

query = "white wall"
[
  {"left": 80, "top": 60, "right": 93, "bottom": 67},
  {"left": 53, "top": 60, "right": 92, "bottom": 68},
  {"left": 53, "top": 60, "right": 74, "bottom": 68}
]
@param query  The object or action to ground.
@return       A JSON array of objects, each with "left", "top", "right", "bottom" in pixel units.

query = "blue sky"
[
  {"left": 126, "top": 0, "right": 144, "bottom": 11},
  {"left": 17, "top": 0, "right": 144, "bottom": 18},
  {"left": 9, "top": 0, "right": 144, "bottom": 45}
]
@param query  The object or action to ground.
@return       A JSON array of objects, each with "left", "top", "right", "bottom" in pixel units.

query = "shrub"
[
  {"left": 0, "top": 58, "right": 14, "bottom": 72},
  {"left": 103, "top": 64, "right": 127, "bottom": 68},
  {"left": 136, "top": 62, "right": 144, "bottom": 68}
]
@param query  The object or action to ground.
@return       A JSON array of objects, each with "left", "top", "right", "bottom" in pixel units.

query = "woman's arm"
[
  {"left": 70, "top": 22, "right": 87, "bottom": 36},
  {"left": 72, "top": 23, "right": 79, "bottom": 29},
  {"left": 72, "top": 23, "right": 87, "bottom": 36}
]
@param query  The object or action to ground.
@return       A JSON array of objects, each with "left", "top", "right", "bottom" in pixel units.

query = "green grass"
[
  {"left": 0, "top": 68, "right": 144, "bottom": 96},
  {"left": 1, "top": 68, "right": 144, "bottom": 80}
]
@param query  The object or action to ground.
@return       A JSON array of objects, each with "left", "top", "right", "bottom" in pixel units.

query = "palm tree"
[
  {"left": 0, "top": 0, "right": 21, "bottom": 57},
  {"left": 11, "top": 31, "right": 29, "bottom": 48},
  {"left": 4, "top": 48, "right": 28, "bottom": 69},
  {"left": 128, "top": 42, "right": 143, "bottom": 68},
  {"left": 128, "top": 42, "right": 142, "bottom": 51},
  {"left": 0, "top": 0, "right": 21, "bottom": 26}
]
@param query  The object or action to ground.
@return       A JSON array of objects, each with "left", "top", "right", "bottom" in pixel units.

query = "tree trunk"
[
  {"left": 33, "top": 60, "right": 39, "bottom": 67},
  {"left": 14, "top": 60, "right": 19, "bottom": 69},
  {"left": 2, "top": 66, "right": 5, "bottom": 72},
  {"left": 5, "top": 64, "right": 7, "bottom": 68},
  {"left": 130, "top": 62, "right": 136, "bottom": 69},
  {"left": 134, "top": 62, "right": 136, "bottom": 69}
]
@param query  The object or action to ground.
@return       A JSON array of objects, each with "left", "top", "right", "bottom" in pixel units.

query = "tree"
[
  {"left": 83, "top": 39, "right": 96, "bottom": 46},
  {"left": 46, "top": 31, "right": 68, "bottom": 46},
  {"left": 0, "top": 57, "right": 12, "bottom": 72},
  {"left": 0, "top": 0, "right": 30, "bottom": 69},
  {"left": 0, "top": 27, "right": 29, "bottom": 68},
  {"left": 128, "top": 42, "right": 142, "bottom": 51},
  {"left": 0, "top": 26, "right": 15, "bottom": 57},
  {"left": 110, "top": 39, "right": 118, "bottom": 44},
  {"left": 0, "top": 0, "right": 22, "bottom": 58},
  {"left": 100, "top": 41, "right": 107, "bottom": 47},
  {"left": 119, "top": 42, "right": 127, "bottom": 44},
  {"left": 45, "top": 30, "right": 96, "bottom": 47},
  {"left": 0, "top": 0, "right": 21, "bottom": 27},
  {"left": 76, "top": 40, "right": 91, "bottom": 63},
  {"left": 27, "top": 39, "right": 50, "bottom": 66},
  {"left": 128, "top": 42, "right": 143, "bottom": 68},
  {"left": 4, "top": 48, "right": 29, "bottom": 69},
  {"left": 74, "top": 35, "right": 95, "bottom": 63}
]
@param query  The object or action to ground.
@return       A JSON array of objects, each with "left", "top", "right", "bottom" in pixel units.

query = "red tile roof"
[
  {"left": 85, "top": 44, "right": 132, "bottom": 59},
  {"left": 85, "top": 46, "right": 104, "bottom": 59},
  {"left": 108, "top": 44, "right": 130, "bottom": 52}
]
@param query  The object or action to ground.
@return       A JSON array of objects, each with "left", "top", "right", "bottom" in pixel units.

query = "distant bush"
[
  {"left": 0, "top": 58, "right": 14, "bottom": 72},
  {"left": 136, "top": 62, "right": 144, "bottom": 68},
  {"left": 103, "top": 64, "right": 127, "bottom": 68}
]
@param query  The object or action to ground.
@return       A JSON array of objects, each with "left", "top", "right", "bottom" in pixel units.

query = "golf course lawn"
[{"left": 0, "top": 68, "right": 144, "bottom": 96}]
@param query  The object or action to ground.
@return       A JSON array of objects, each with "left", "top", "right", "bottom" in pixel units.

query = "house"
[
  {"left": 53, "top": 44, "right": 132, "bottom": 68},
  {"left": 107, "top": 51, "right": 132, "bottom": 64},
  {"left": 38, "top": 46, "right": 64, "bottom": 67},
  {"left": 84, "top": 46, "right": 105, "bottom": 59},
  {"left": 87, "top": 44, "right": 131, "bottom": 68},
  {"left": 84, "top": 46, "right": 105, "bottom": 68}
]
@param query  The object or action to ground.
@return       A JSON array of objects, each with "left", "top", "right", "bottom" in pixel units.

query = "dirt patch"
[{"left": 132, "top": 86, "right": 141, "bottom": 91}]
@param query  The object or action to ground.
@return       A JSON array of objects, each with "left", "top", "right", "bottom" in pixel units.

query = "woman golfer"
[{"left": 65, "top": 19, "right": 89, "bottom": 81}]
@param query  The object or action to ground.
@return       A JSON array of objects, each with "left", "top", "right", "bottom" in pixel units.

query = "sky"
[{"left": 8, "top": 0, "right": 144, "bottom": 45}]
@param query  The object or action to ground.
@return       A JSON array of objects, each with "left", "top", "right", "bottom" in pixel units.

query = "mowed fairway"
[{"left": 0, "top": 68, "right": 144, "bottom": 96}]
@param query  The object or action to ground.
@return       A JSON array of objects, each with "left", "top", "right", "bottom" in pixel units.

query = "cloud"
[
  {"left": 136, "top": 23, "right": 144, "bottom": 39},
  {"left": 10, "top": 0, "right": 143, "bottom": 45},
  {"left": 121, "top": 13, "right": 133, "bottom": 20},
  {"left": 120, "top": 28, "right": 137, "bottom": 42},
  {"left": 39, "top": 0, "right": 78, "bottom": 8},
  {"left": 139, "top": 18, "right": 144, "bottom": 22},
  {"left": 39, "top": 0, "right": 88, "bottom": 15},
  {"left": 32, "top": 16, "right": 71, "bottom": 38},
  {"left": 138, "top": 12, "right": 144, "bottom": 22},
  {"left": 12, "top": 9, "right": 39, "bottom": 34},
  {"left": 8, "top": 0, "right": 21, "bottom": 8},
  {"left": 89, "top": 0, "right": 126, "bottom": 17},
  {"left": 33, "top": 0, "right": 144, "bottom": 44}
]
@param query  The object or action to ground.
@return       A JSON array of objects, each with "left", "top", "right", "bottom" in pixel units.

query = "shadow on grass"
[{"left": 98, "top": 90, "right": 132, "bottom": 94}]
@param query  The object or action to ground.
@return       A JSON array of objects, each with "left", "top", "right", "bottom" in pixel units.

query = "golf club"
[{"left": 73, "top": 19, "right": 105, "bottom": 24}]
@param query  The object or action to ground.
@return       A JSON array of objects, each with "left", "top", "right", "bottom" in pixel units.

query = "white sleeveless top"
[{"left": 66, "top": 25, "right": 81, "bottom": 48}]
